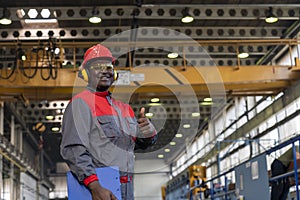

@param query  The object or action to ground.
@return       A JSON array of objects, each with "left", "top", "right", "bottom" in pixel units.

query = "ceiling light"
[
  {"left": 238, "top": 52, "right": 249, "bottom": 59},
  {"left": 89, "top": 7, "right": 101, "bottom": 24},
  {"left": 181, "top": 8, "right": 194, "bottom": 23},
  {"left": 200, "top": 101, "right": 213, "bottom": 106},
  {"left": 148, "top": 103, "right": 162, "bottom": 106},
  {"left": 41, "top": 9, "right": 51, "bottom": 18},
  {"left": 0, "top": 18, "right": 11, "bottom": 25},
  {"left": 170, "top": 141, "right": 176, "bottom": 146},
  {"left": 183, "top": 124, "right": 191, "bottom": 129},
  {"left": 21, "top": 55, "right": 27, "bottom": 61},
  {"left": 164, "top": 148, "right": 170, "bottom": 153},
  {"left": 265, "top": 7, "right": 278, "bottom": 24},
  {"left": 204, "top": 97, "right": 212, "bottom": 102},
  {"left": 175, "top": 133, "right": 183, "bottom": 138},
  {"left": 145, "top": 112, "right": 153, "bottom": 117},
  {"left": 89, "top": 16, "right": 101, "bottom": 23},
  {"left": 51, "top": 127, "right": 60, "bottom": 132},
  {"left": 167, "top": 52, "right": 178, "bottom": 59},
  {"left": 24, "top": 19, "right": 58, "bottom": 24},
  {"left": 28, "top": 9, "right": 38, "bottom": 18},
  {"left": 192, "top": 112, "right": 200, "bottom": 117},
  {"left": 17, "top": 48, "right": 27, "bottom": 61},
  {"left": 158, "top": 154, "right": 164, "bottom": 158},
  {"left": 0, "top": 8, "right": 12, "bottom": 25},
  {"left": 265, "top": 16, "right": 278, "bottom": 24},
  {"left": 54, "top": 47, "right": 60, "bottom": 55},
  {"left": 150, "top": 97, "right": 160, "bottom": 103},
  {"left": 45, "top": 115, "right": 54, "bottom": 120},
  {"left": 181, "top": 16, "right": 194, "bottom": 23}
]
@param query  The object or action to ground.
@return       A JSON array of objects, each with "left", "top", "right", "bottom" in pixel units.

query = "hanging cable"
[
  {"left": 40, "top": 52, "right": 52, "bottom": 81},
  {"left": 50, "top": 38, "right": 59, "bottom": 80},
  {"left": 19, "top": 44, "right": 38, "bottom": 79},
  {"left": 0, "top": 46, "right": 17, "bottom": 80},
  {"left": 40, "top": 39, "right": 53, "bottom": 80},
  {"left": 0, "top": 62, "right": 16, "bottom": 79}
]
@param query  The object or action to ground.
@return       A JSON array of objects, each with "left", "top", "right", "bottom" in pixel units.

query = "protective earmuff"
[
  {"left": 114, "top": 70, "right": 119, "bottom": 81},
  {"left": 78, "top": 68, "right": 118, "bottom": 82},
  {"left": 78, "top": 68, "right": 89, "bottom": 82}
]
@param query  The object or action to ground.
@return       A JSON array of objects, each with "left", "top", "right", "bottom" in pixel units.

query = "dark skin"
[{"left": 86, "top": 59, "right": 154, "bottom": 200}]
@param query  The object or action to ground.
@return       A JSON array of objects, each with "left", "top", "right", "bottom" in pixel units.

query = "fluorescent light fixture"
[
  {"left": 167, "top": 52, "right": 178, "bottom": 59},
  {"left": 28, "top": 9, "right": 38, "bottom": 18},
  {"left": 192, "top": 112, "right": 200, "bottom": 117},
  {"left": 24, "top": 19, "right": 58, "bottom": 24},
  {"left": 145, "top": 112, "right": 154, "bottom": 117},
  {"left": 170, "top": 141, "right": 176, "bottom": 146},
  {"left": 238, "top": 52, "right": 249, "bottom": 59},
  {"left": 148, "top": 103, "right": 162, "bottom": 106},
  {"left": 265, "top": 16, "right": 278, "bottom": 23},
  {"left": 175, "top": 133, "right": 183, "bottom": 138},
  {"left": 200, "top": 101, "right": 213, "bottom": 106},
  {"left": 0, "top": 18, "right": 11, "bottom": 25},
  {"left": 265, "top": 7, "right": 278, "bottom": 24},
  {"left": 204, "top": 97, "right": 212, "bottom": 102},
  {"left": 45, "top": 115, "right": 54, "bottom": 120},
  {"left": 51, "top": 127, "right": 60, "bottom": 132},
  {"left": 157, "top": 154, "right": 164, "bottom": 158},
  {"left": 89, "top": 16, "right": 101, "bottom": 23},
  {"left": 0, "top": 8, "right": 12, "bottom": 25},
  {"left": 150, "top": 97, "right": 160, "bottom": 103},
  {"left": 181, "top": 16, "right": 194, "bottom": 23},
  {"left": 183, "top": 124, "right": 191, "bottom": 129},
  {"left": 89, "top": 7, "right": 101, "bottom": 24},
  {"left": 181, "top": 8, "right": 194, "bottom": 23},
  {"left": 164, "top": 148, "right": 170, "bottom": 153}
]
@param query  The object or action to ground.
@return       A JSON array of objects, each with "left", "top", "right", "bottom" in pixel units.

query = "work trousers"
[
  {"left": 121, "top": 181, "right": 134, "bottom": 200},
  {"left": 270, "top": 159, "right": 290, "bottom": 200}
]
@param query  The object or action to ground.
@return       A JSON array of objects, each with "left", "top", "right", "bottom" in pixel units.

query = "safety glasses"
[{"left": 89, "top": 63, "right": 114, "bottom": 72}]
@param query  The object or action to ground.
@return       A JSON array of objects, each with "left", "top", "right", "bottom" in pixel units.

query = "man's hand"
[
  {"left": 88, "top": 181, "right": 117, "bottom": 200},
  {"left": 137, "top": 107, "right": 154, "bottom": 137}
]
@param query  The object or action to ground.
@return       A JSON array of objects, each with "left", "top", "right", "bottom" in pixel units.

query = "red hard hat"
[{"left": 82, "top": 44, "right": 115, "bottom": 68}]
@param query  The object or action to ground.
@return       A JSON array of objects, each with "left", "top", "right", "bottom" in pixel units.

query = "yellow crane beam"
[{"left": 0, "top": 65, "right": 299, "bottom": 100}]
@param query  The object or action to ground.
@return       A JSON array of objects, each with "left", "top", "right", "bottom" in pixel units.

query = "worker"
[
  {"left": 60, "top": 44, "right": 158, "bottom": 200},
  {"left": 270, "top": 146, "right": 300, "bottom": 200}
]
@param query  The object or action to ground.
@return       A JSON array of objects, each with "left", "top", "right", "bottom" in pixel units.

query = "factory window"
[
  {"left": 225, "top": 106, "right": 236, "bottom": 128},
  {"left": 237, "top": 116, "right": 247, "bottom": 129},
  {"left": 276, "top": 109, "right": 286, "bottom": 122}
]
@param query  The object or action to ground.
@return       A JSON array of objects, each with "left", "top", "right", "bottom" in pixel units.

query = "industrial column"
[
  {"left": 0, "top": 102, "right": 4, "bottom": 200},
  {"left": 10, "top": 115, "right": 15, "bottom": 200}
]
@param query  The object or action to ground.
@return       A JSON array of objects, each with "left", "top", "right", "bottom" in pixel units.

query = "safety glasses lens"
[{"left": 90, "top": 64, "right": 114, "bottom": 72}]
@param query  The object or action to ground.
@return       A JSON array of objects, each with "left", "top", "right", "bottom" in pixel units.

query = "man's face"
[{"left": 87, "top": 59, "right": 115, "bottom": 91}]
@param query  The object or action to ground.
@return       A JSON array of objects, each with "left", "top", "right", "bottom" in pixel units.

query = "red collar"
[{"left": 86, "top": 88, "right": 111, "bottom": 97}]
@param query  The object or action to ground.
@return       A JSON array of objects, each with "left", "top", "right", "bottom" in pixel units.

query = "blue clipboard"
[{"left": 67, "top": 166, "right": 122, "bottom": 200}]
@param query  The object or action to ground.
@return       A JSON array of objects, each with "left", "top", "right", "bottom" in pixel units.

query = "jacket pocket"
[
  {"left": 97, "top": 116, "right": 120, "bottom": 138},
  {"left": 125, "top": 117, "right": 138, "bottom": 137}
]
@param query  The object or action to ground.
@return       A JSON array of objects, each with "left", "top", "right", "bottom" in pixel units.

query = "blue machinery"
[{"left": 165, "top": 134, "right": 300, "bottom": 200}]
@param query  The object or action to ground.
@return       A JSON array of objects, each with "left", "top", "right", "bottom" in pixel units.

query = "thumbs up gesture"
[
  {"left": 139, "top": 107, "right": 146, "bottom": 118},
  {"left": 137, "top": 107, "right": 153, "bottom": 137}
]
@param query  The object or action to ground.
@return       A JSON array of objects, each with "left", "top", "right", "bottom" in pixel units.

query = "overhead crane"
[{"left": 1, "top": 39, "right": 300, "bottom": 101}]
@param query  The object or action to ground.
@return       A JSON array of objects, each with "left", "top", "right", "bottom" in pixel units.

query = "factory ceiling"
[{"left": 1, "top": 0, "right": 300, "bottom": 165}]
